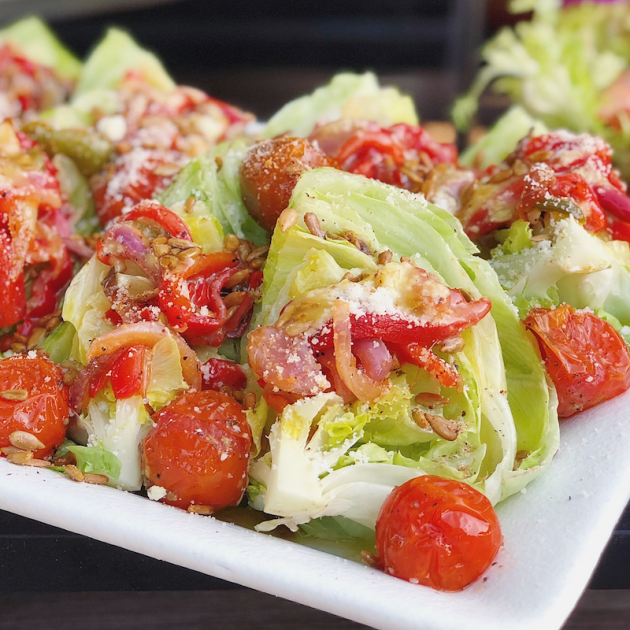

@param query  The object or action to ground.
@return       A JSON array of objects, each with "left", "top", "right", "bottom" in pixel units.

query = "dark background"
[{"left": 0, "top": 0, "right": 490, "bottom": 120}]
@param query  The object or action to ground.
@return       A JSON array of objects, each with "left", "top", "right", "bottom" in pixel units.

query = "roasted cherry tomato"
[
  {"left": 109, "top": 345, "right": 149, "bottom": 399},
  {"left": 142, "top": 390, "right": 252, "bottom": 511},
  {"left": 335, "top": 122, "right": 458, "bottom": 191},
  {"left": 0, "top": 355, "right": 69, "bottom": 458},
  {"left": 376, "top": 476, "right": 502, "bottom": 591},
  {"left": 524, "top": 305, "right": 630, "bottom": 418},
  {"left": 91, "top": 151, "right": 181, "bottom": 225},
  {"left": 240, "top": 137, "right": 333, "bottom": 232},
  {"left": 201, "top": 358, "right": 247, "bottom": 393}
]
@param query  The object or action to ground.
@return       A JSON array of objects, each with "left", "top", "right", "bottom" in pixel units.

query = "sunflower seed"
[
  {"left": 9, "top": 431, "right": 45, "bottom": 451},
  {"left": 7, "top": 451, "right": 33, "bottom": 465},
  {"left": 277, "top": 208, "right": 298, "bottom": 233},
  {"left": 377, "top": 250, "right": 393, "bottom": 265},
  {"left": 411, "top": 408, "right": 429, "bottom": 429},
  {"left": 84, "top": 473, "right": 109, "bottom": 485},
  {"left": 223, "top": 234, "right": 240, "bottom": 252},
  {"left": 0, "top": 389, "right": 28, "bottom": 401},
  {"left": 224, "top": 269, "right": 250, "bottom": 289},
  {"left": 65, "top": 465, "right": 85, "bottom": 482},
  {"left": 425, "top": 414, "right": 459, "bottom": 441},
  {"left": 223, "top": 291, "right": 247, "bottom": 308},
  {"left": 304, "top": 212, "right": 325, "bottom": 238},
  {"left": 188, "top": 504, "right": 214, "bottom": 515}
]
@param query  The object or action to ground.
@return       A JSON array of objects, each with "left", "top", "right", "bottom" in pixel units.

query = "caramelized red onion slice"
[
  {"left": 97, "top": 222, "right": 160, "bottom": 282},
  {"left": 332, "top": 300, "right": 388, "bottom": 402},
  {"left": 87, "top": 321, "right": 201, "bottom": 390},
  {"left": 352, "top": 338, "right": 393, "bottom": 382}
]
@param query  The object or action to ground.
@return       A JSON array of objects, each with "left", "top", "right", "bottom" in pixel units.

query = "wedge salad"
[{"left": 1, "top": 15, "right": 630, "bottom": 593}]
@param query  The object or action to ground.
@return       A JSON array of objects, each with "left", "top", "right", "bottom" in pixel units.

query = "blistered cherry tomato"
[
  {"left": 240, "top": 137, "right": 333, "bottom": 231},
  {"left": 376, "top": 475, "right": 502, "bottom": 591},
  {"left": 109, "top": 345, "right": 149, "bottom": 399},
  {"left": 201, "top": 358, "right": 247, "bottom": 392},
  {"left": 142, "top": 390, "right": 251, "bottom": 511},
  {"left": 524, "top": 304, "right": 630, "bottom": 418},
  {"left": 0, "top": 355, "right": 69, "bottom": 458}
]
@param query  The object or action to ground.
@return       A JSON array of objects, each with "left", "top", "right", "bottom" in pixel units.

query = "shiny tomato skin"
[
  {"left": 524, "top": 305, "right": 630, "bottom": 418},
  {"left": 201, "top": 358, "right": 247, "bottom": 392},
  {"left": 109, "top": 345, "right": 148, "bottom": 399},
  {"left": 0, "top": 355, "right": 69, "bottom": 458},
  {"left": 240, "top": 137, "right": 333, "bottom": 232},
  {"left": 376, "top": 476, "right": 502, "bottom": 591},
  {"left": 142, "top": 390, "right": 251, "bottom": 511}
]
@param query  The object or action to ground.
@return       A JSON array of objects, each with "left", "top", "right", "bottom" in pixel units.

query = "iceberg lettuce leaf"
[
  {"left": 263, "top": 72, "right": 418, "bottom": 139},
  {"left": 75, "top": 28, "right": 174, "bottom": 96},
  {"left": 159, "top": 140, "right": 267, "bottom": 246},
  {"left": 0, "top": 17, "right": 80, "bottom": 80}
]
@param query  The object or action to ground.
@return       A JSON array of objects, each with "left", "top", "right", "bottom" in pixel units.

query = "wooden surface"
[{"left": 0, "top": 589, "right": 628, "bottom": 629}]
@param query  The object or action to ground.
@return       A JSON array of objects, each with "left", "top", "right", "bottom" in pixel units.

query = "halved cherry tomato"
[
  {"left": 109, "top": 345, "right": 149, "bottom": 399},
  {"left": 524, "top": 305, "right": 630, "bottom": 418},
  {"left": 201, "top": 358, "right": 247, "bottom": 393},
  {"left": 142, "top": 390, "right": 252, "bottom": 511},
  {"left": 0, "top": 243, "right": 26, "bottom": 327},
  {"left": 0, "top": 355, "right": 69, "bottom": 458},
  {"left": 376, "top": 475, "right": 502, "bottom": 591}
]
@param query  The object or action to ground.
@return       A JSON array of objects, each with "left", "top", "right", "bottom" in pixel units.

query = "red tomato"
[
  {"left": 91, "top": 150, "right": 180, "bottom": 225},
  {"left": 109, "top": 345, "right": 149, "bottom": 399},
  {"left": 201, "top": 358, "right": 247, "bottom": 392},
  {"left": 142, "top": 390, "right": 252, "bottom": 511},
  {"left": 376, "top": 476, "right": 502, "bottom": 591},
  {"left": 335, "top": 123, "right": 458, "bottom": 191},
  {"left": 123, "top": 201, "right": 192, "bottom": 241},
  {"left": 240, "top": 137, "right": 333, "bottom": 232},
  {"left": 524, "top": 305, "right": 630, "bottom": 418},
  {"left": 0, "top": 355, "right": 69, "bottom": 458}
]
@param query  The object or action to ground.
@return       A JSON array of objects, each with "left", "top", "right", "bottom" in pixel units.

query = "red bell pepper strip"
[{"left": 123, "top": 201, "right": 192, "bottom": 241}]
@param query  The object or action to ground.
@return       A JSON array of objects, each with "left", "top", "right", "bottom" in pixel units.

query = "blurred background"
[{"left": 0, "top": 0, "right": 505, "bottom": 121}]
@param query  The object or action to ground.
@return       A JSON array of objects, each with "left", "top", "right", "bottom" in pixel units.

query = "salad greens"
[
  {"left": 263, "top": 72, "right": 418, "bottom": 139},
  {"left": 453, "top": 0, "right": 630, "bottom": 178},
  {"left": 159, "top": 140, "right": 267, "bottom": 246},
  {"left": 248, "top": 168, "right": 558, "bottom": 530},
  {"left": 0, "top": 17, "right": 81, "bottom": 80}
]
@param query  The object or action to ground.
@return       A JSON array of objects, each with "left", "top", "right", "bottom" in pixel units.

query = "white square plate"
[{"left": 2, "top": 389, "right": 630, "bottom": 630}]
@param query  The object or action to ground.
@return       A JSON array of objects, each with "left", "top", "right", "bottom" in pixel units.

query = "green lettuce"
[
  {"left": 491, "top": 216, "right": 630, "bottom": 327},
  {"left": 0, "top": 17, "right": 80, "bottom": 80},
  {"left": 75, "top": 28, "right": 174, "bottom": 96},
  {"left": 52, "top": 154, "right": 100, "bottom": 235},
  {"left": 453, "top": 1, "right": 625, "bottom": 133},
  {"left": 289, "top": 168, "right": 558, "bottom": 493},
  {"left": 43, "top": 28, "right": 175, "bottom": 129},
  {"left": 159, "top": 140, "right": 267, "bottom": 246},
  {"left": 62, "top": 256, "right": 113, "bottom": 364},
  {"left": 64, "top": 443, "right": 122, "bottom": 481},
  {"left": 39, "top": 321, "right": 76, "bottom": 364},
  {"left": 77, "top": 393, "right": 152, "bottom": 491},
  {"left": 248, "top": 168, "right": 558, "bottom": 531},
  {"left": 263, "top": 72, "right": 418, "bottom": 139},
  {"left": 459, "top": 106, "right": 548, "bottom": 169}
]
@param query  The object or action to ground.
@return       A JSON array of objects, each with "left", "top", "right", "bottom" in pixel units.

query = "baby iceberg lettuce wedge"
[{"left": 247, "top": 168, "right": 558, "bottom": 532}]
